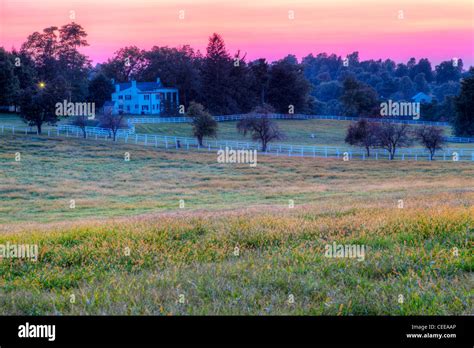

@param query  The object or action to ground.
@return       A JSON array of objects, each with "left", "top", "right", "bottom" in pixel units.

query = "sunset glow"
[{"left": 1, "top": 0, "right": 473, "bottom": 65}]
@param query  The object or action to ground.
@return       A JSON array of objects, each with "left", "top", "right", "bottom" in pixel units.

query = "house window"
[
  {"left": 125, "top": 95, "right": 131, "bottom": 100},
  {"left": 142, "top": 105, "right": 149, "bottom": 110},
  {"left": 135, "top": 105, "right": 138, "bottom": 109},
  {"left": 127, "top": 106, "right": 130, "bottom": 111},
  {"left": 118, "top": 95, "right": 123, "bottom": 100},
  {"left": 119, "top": 105, "right": 123, "bottom": 109},
  {"left": 144, "top": 95, "right": 150, "bottom": 100}
]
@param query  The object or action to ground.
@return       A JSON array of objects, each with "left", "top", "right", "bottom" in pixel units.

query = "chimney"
[
  {"left": 132, "top": 80, "right": 137, "bottom": 88},
  {"left": 156, "top": 77, "right": 161, "bottom": 86},
  {"left": 115, "top": 84, "right": 120, "bottom": 93}
]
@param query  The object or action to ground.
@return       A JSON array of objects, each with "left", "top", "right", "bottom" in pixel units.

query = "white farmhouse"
[{"left": 110, "top": 78, "right": 179, "bottom": 115}]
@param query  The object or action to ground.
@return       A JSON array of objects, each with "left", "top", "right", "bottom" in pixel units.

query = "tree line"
[{"left": 0, "top": 22, "right": 472, "bottom": 137}]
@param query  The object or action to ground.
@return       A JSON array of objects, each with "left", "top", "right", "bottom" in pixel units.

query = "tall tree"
[
  {"left": 88, "top": 74, "right": 114, "bottom": 109},
  {"left": 340, "top": 76, "right": 379, "bottom": 116},
  {"left": 139, "top": 45, "right": 201, "bottom": 108},
  {"left": 228, "top": 51, "right": 257, "bottom": 113},
  {"left": 250, "top": 59, "right": 270, "bottom": 105},
  {"left": 102, "top": 46, "right": 145, "bottom": 82},
  {"left": 410, "top": 58, "right": 433, "bottom": 82},
  {"left": 0, "top": 48, "right": 20, "bottom": 107},
  {"left": 201, "top": 33, "right": 233, "bottom": 115},
  {"left": 267, "top": 56, "right": 312, "bottom": 114},
  {"left": 399, "top": 76, "right": 415, "bottom": 99},
  {"left": 435, "top": 60, "right": 463, "bottom": 84},
  {"left": 453, "top": 68, "right": 474, "bottom": 136},
  {"left": 414, "top": 73, "right": 430, "bottom": 93},
  {"left": 20, "top": 26, "right": 60, "bottom": 81},
  {"left": 20, "top": 22, "right": 91, "bottom": 101},
  {"left": 18, "top": 76, "right": 69, "bottom": 133},
  {"left": 56, "top": 22, "right": 91, "bottom": 102}
]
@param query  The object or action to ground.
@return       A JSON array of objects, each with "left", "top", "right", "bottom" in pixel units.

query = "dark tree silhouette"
[
  {"left": 188, "top": 102, "right": 217, "bottom": 146},
  {"left": 345, "top": 119, "right": 380, "bottom": 157},
  {"left": 453, "top": 68, "right": 474, "bottom": 137}
]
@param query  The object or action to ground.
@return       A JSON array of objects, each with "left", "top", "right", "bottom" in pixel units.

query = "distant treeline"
[{"left": 0, "top": 22, "right": 473, "bottom": 136}]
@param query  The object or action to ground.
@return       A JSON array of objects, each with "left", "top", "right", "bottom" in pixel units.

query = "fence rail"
[
  {"left": 1, "top": 124, "right": 473, "bottom": 162},
  {"left": 128, "top": 114, "right": 451, "bottom": 126}
]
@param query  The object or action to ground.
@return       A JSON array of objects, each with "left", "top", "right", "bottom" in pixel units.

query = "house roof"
[
  {"left": 115, "top": 81, "right": 177, "bottom": 92},
  {"left": 411, "top": 92, "right": 432, "bottom": 102}
]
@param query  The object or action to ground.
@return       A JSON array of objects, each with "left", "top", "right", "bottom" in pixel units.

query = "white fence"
[
  {"left": 2, "top": 124, "right": 473, "bottom": 161},
  {"left": 126, "top": 115, "right": 474, "bottom": 143},
  {"left": 127, "top": 114, "right": 451, "bottom": 126},
  {"left": 57, "top": 125, "right": 135, "bottom": 136}
]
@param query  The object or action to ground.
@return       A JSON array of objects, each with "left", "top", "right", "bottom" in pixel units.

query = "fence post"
[
  {"left": 165, "top": 136, "right": 168, "bottom": 149},
  {"left": 375, "top": 151, "right": 378, "bottom": 160},
  {"left": 145, "top": 134, "right": 147, "bottom": 146},
  {"left": 135, "top": 134, "right": 138, "bottom": 144},
  {"left": 325, "top": 147, "right": 328, "bottom": 158},
  {"left": 155, "top": 136, "right": 157, "bottom": 147},
  {"left": 313, "top": 147, "right": 315, "bottom": 158},
  {"left": 208, "top": 143, "right": 211, "bottom": 151}
]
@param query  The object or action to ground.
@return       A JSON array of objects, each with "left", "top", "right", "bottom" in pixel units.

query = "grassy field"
[
  {"left": 0, "top": 134, "right": 472, "bottom": 315},
  {"left": 2, "top": 112, "right": 472, "bottom": 150},
  {"left": 134, "top": 119, "right": 473, "bottom": 150},
  {"left": 135, "top": 119, "right": 354, "bottom": 146}
]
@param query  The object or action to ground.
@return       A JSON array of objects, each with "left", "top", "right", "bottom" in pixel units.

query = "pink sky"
[{"left": 1, "top": 0, "right": 473, "bottom": 66}]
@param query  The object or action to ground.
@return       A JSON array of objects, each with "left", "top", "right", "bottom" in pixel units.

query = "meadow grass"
[
  {"left": 134, "top": 119, "right": 470, "bottom": 150},
  {"left": 0, "top": 134, "right": 472, "bottom": 315}
]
